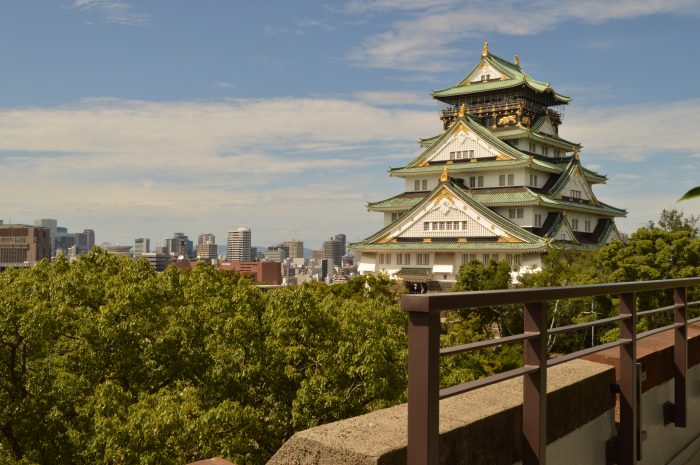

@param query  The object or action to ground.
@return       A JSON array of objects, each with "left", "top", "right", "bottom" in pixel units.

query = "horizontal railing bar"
[
  {"left": 440, "top": 332, "right": 539, "bottom": 356},
  {"left": 689, "top": 316, "right": 700, "bottom": 324},
  {"left": 688, "top": 300, "right": 700, "bottom": 307},
  {"left": 548, "top": 314, "right": 631, "bottom": 335},
  {"left": 546, "top": 339, "right": 630, "bottom": 367},
  {"left": 439, "top": 365, "right": 539, "bottom": 400},
  {"left": 637, "top": 303, "right": 685, "bottom": 317},
  {"left": 401, "top": 278, "right": 700, "bottom": 313},
  {"left": 637, "top": 322, "right": 684, "bottom": 341}
]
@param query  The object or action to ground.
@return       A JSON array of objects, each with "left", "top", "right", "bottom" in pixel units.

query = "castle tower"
[{"left": 350, "top": 42, "right": 625, "bottom": 289}]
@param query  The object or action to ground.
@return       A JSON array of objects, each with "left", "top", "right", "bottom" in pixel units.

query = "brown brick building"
[
  {"left": 219, "top": 261, "right": 282, "bottom": 285},
  {"left": 0, "top": 224, "right": 51, "bottom": 266}
]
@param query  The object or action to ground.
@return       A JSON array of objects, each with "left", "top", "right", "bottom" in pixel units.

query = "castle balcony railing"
[
  {"left": 401, "top": 277, "right": 700, "bottom": 465},
  {"left": 440, "top": 101, "right": 562, "bottom": 126}
]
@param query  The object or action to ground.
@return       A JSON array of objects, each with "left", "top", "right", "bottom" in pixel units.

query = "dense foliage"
[
  {"left": 0, "top": 252, "right": 406, "bottom": 465},
  {"left": 3, "top": 210, "right": 700, "bottom": 464}
]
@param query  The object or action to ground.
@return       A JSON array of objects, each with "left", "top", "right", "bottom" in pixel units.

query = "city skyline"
[{"left": 0, "top": 2, "right": 699, "bottom": 247}]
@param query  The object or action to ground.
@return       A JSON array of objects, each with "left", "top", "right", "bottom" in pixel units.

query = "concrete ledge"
[{"left": 267, "top": 359, "right": 615, "bottom": 465}]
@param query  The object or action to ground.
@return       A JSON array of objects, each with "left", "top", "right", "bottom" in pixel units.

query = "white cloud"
[
  {"left": 347, "top": 0, "right": 698, "bottom": 70},
  {"left": 563, "top": 99, "right": 700, "bottom": 161},
  {"left": 352, "top": 90, "right": 436, "bottom": 107},
  {"left": 0, "top": 96, "right": 436, "bottom": 246},
  {"left": 214, "top": 81, "right": 235, "bottom": 89},
  {"left": 72, "top": 0, "right": 150, "bottom": 26}
]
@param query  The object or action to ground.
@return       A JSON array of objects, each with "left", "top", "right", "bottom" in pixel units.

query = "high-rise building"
[
  {"left": 284, "top": 239, "right": 304, "bottom": 259},
  {"left": 265, "top": 244, "right": 288, "bottom": 262},
  {"left": 142, "top": 252, "right": 170, "bottom": 271},
  {"left": 198, "top": 233, "right": 216, "bottom": 245},
  {"left": 134, "top": 238, "right": 150, "bottom": 255},
  {"left": 351, "top": 41, "right": 625, "bottom": 288},
  {"left": 0, "top": 224, "right": 51, "bottom": 265},
  {"left": 83, "top": 229, "right": 95, "bottom": 251},
  {"left": 227, "top": 227, "right": 251, "bottom": 262},
  {"left": 322, "top": 237, "right": 344, "bottom": 267},
  {"left": 34, "top": 219, "right": 57, "bottom": 256},
  {"left": 165, "top": 233, "right": 193, "bottom": 258},
  {"left": 196, "top": 243, "right": 218, "bottom": 260},
  {"left": 333, "top": 234, "right": 346, "bottom": 256}
]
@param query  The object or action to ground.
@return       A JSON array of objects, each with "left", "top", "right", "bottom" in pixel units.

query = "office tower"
[
  {"left": 322, "top": 237, "right": 343, "bottom": 267},
  {"left": 198, "top": 233, "right": 216, "bottom": 245},
  {"left": 284, "top": 239, "right": 304, "bottom": 259},
  {"left": 165, "top": 233, "right": 193, "bottom": 258},
  {"left": 333, "top": 234, "right": 346, "bottom": 256},
  {"left": 196, "top": 243, "right": 217, "bottom": 260},
  {"left": 0, "top": 224, "right": 51, "bottom": 264},
  {"left": 142, "top": 252, "right": 170, "bottom": 271},
  {"left": 227, "top": 227, "right": 251, "bottom": 262},
  {"left": 34, "top": 218, "right": 57, "bottom": 256},
  {"left": 83, "top": 229, "right": 95, "bottom": 250},
  {"left": 265, "top": 244, "right": 288, "bottom": 262},
  {"left": 134, "top": 238, "right": 150, "bottom": 255}
]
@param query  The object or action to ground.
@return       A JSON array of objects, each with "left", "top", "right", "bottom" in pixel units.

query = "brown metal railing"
[{"left": 401, "top": 278, "right": 700, "bottom": 465}]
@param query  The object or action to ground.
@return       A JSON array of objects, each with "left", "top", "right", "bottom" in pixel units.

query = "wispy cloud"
[
  {"left": 0, "top": 97, "right": 435, "bottom": 245},
  {"left": 347, "top": 0, "right": 698, "bottom": 70},
  {"left": 72, "top": 0, "right": 150, "bottom": 26},
  {"left": 564, "top": 98, "right": 700, "bottom": 161},
  {"left": 213, "top": 81, "right": 235, "bottom": 89}
]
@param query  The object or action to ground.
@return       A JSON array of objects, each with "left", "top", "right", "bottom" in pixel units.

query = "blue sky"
[{"left": 1, "top": 1, "right": 699, "bottom": 249}]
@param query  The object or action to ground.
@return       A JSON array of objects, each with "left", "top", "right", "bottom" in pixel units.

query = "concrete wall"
[
  {"left": 638, "top": 363, "right": 700, "bottom": 465},
  {"left": 267, "top": 359, "right": 615, "bottom": 465}
]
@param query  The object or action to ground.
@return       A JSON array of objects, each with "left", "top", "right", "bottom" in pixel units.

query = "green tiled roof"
[
  {"left": 418, "top": 134, "right": 440, "bottom": 148},
  {"left": 367, "top": 192, "right": 425, "bottom": 211},
  {"left": 360, "top": 179, "right": 547, "bottom": 247},
  {"left": 431, "top": 53, "right": 571, "bottom": 103},
  {"left": 405, "top": 114, "right": 530, "bottom": 169},
  {"left": 493, "top": 126, "right": 581, "bottom": 151},
  {"left": 470, "top": 188, "right": 540, "bottom": 205},
  {"left": 350, "top": 241, "right": 549, "bottom": 252}
]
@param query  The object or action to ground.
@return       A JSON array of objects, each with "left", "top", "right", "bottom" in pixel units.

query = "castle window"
[
  {"left": 423, "top": 222, "right": 429, "bottom": 231},
  {"left": 585, "top": 220, "right": 591, "bottom": 232},
  {"left": 517, "top": 208, "right": 524, "bottom": 219},
  {"left": 571, "top": 190, "right": 581, "bottom": 199},
  {"left": 392, "top": 212, "right": 400, "bottom": 221},
  {"left": 414, "top": 180, "right": 420, "bottom": 191},
  {"left": 529, "top": 174, "right": 538, "bottom": 187},
  {"left": 469, "top": 176, "right": 476, "bottom": 188},
  {"left": 509, "top": 208, "right": 516, "bottom": 219},
  {"left": 422, "top": 179, "right": 428, "bottom": 191},
  {"left": 534, "top": 214, "right": 542, "bottom": 227},
  {"left": 571, "top": 219, "right": 579, "bottom": 230},
  {"left": 478, "top": 176, "right": 484, "bottom": 187},
  {"left": 417, "top": 253, "right": 430, "bottom": 265},
  {"left": 507, "top": 174, "right": 514, "bottom": 186},
  {"left": 499, "top": 174, "right": 506, "bottom": 186},
  {"left": 446, "top": 222, "right": 453, "bottom": 230}
]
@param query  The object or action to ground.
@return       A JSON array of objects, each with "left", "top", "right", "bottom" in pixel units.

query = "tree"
[
  {"left": 647, "top": 208, "right": 698, "bottom": 236},
  {"left": 0, "top": 249, "right": 409, "bottom": 465}
]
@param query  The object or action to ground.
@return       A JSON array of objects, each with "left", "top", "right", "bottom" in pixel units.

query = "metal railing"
[{"left": 401, "top": 278, "right": 700, "bottom": 465}]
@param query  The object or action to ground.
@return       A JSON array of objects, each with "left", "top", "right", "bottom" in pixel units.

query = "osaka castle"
[{"left": 350, "top": 41, "right": 625, "bottom": 289}]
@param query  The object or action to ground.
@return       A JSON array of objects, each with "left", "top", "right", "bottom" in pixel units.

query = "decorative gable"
[
  {"left": 550, "top": 217, "right": 579, "bottom": 244},
  {"left": 374, "top": 186, "right": 524, "bottom": 244},
  {"left": 537, "top": 117, "right": 557, "bottom": 136},
  {"left": 423, "top": 122, "right": 515, "bottom": 164},
  {"left": 464, "top": 61, "right": 507, "bottom": 83},
  {"left": 556, "top": 166, "right": 597, "bottom": 203}
]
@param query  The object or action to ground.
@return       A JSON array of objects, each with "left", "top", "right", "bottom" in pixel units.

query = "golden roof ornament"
[
  {"left": 440, "top": 166, "right": 449, "bottom": 182},
  {"left": 481, "top": 40, "right": 489, "bottom": 57},
  {"left": 514, "top": 54, "right": 520, "bottom": 67},
  {"left": 458, "top": 103, "right": 465, "bottom": 118},
  {"left": 573, "top": 147, "right": 580, "bottom": 160}
]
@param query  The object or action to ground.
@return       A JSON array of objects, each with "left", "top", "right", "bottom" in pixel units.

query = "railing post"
[
  {"left": 523, "top": 301, "right": 547, "bottom": 465},
  {"left": 673, "top": 286, "right": 688, "bottom": 427},
  {"left": 619, "top": 292, "right": 637, "bottom": 465},
  {"left": 407, "top": 307, "right": 441, "bottom": 465}
]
